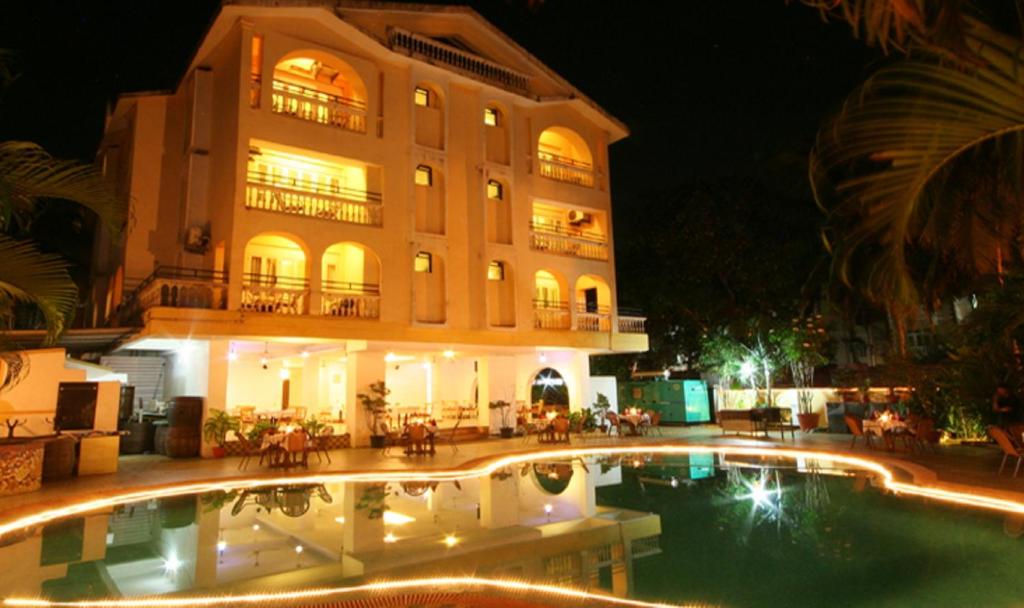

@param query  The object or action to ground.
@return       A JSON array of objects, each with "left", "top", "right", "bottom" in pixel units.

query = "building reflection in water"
[{"left": 0, "top": 457, "right": 682, "bottom": 603}]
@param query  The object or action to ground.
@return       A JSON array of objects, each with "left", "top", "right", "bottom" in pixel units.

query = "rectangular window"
[
  {"left": 415, "top": 165, "right": 433, "bottom": 186},
  {"left": 486, "top": 179, "right": 503, "bottom": 200},
  {"left": 487, "top": 261, "right": 505, "bottom": 281},
  {"left": 414, "top": 87, "right": 430, "bottom": 107},
  {"left": 483, "top": 107, "right": 498, "bottom": 126},
  {"left": 414, "top": 252, "right": 433, "bottom": 273}
]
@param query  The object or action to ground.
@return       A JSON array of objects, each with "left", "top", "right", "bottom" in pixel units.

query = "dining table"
[{"left": 260, "top": 430, "right": 305, "bottom": 467}]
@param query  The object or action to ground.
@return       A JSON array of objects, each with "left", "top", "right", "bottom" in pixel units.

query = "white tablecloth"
[{"left": 863, "top": 418, "right": 908, "bottom": 437}]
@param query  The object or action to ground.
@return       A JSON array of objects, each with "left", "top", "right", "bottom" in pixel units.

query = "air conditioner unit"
[
  {"left": 567, "top": 210, "right": 592, "bottom": 225},
  {"left": 184, "top": 225, "right": 210, "bottom": 254}
]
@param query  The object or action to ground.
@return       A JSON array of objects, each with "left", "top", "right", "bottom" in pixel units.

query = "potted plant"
[
  {"left": 784, "top": 315, "right": 829, "bottom": 432},
  {"left": 489, "top": 400, "right": 514, "bottom": 438},
  {"left": 357, "top": 380, "right": 390, "bottom": 448},
  {"left": 202, "top": 409, "right": 240, "bottom": 458},
  {"left": 592, "top": 393, "right": 611, "bottom": 430},
  {"left": 299, "top": 416, "right": 325, "bottom": 438}
]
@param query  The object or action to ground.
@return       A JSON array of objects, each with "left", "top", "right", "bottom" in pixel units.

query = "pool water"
[{"left": 0, "top": 452, "right": 1021, "bottom": 607}]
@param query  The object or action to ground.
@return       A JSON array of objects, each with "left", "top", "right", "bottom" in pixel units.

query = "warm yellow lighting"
[
  {"left": 383, "top": 532, "right": 397, "bottom": 543},
  {"left": 414, "top": 251, "right": 432, "bottom": 273},
  {"left": 227, "top": 351, "right": 238, "bottom": 362},
  {"left": 414, "top": 164, "right": 432, "bottom": 186},
  {"left": 1, "top": 577, "right": 687, "bottom": 607},
  {"left": 486, "top": 179, "right": 503, "bottom": 200},
  {"left": 294, "top": 545, "right": 303, "bottom": 554},
  {"left": 414, "top": 86, "right": 430, "bottom": 107},
  {"left": 384, "top": 352, "right": 416, "bottom": 363},
  {"left": 163, "top": 556, "right": 181, "bottom": 573},
  {"left": 334, "top": 516, "right": 345, "bottom": 525},
  {"left": 301, "top": 350, "right": 310, "bottom": 359},
  {"left": 279, "top": 368, "right": 290, "bottom": 380},
  {"left": 543, "top": 503, "right": 553, "bottom": 514},
  {"left": 483, "top": 107, "right": 498, "bottom": 126},
  {"left": 216, "top": 540, "right": 226, "bottom": 552},
  {"left": 251, "top": 524, "right": 260, "bottom": 532},
  {"left": 382, "top": 511, "right": 415, "bottom": 526},
  {"left": 538, "top": 352, "right": 547, "bottom": 363},
  {"left": 442, "top": 349, "right": 455, "bottom": 359},
  {"left": 487, "top": 261, "right": 504, "bottom": 281},
  {"left": 443, "top": 534, "right": 458, "bottom": 548}
]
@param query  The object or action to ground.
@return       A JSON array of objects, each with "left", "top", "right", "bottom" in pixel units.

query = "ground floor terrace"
[
  {"left": 2, "top": 428, "right": 1024, "bottom": 606},
  {"left": 114, "top": 333, "right": 608, "bottom": 451}
]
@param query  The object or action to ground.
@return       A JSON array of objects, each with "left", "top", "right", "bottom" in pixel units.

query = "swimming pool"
[{"left": 0, "top": 448, "right": 1021, "bottom": 607}]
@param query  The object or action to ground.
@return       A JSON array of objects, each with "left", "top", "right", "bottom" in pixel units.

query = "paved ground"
[{"left": 1, "top": 425, "right": 1020, "bottom": 519}]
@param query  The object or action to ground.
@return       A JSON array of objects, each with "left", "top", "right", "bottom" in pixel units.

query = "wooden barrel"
[
  {"left": 158, "top": 427, "right": 200, "bottom": 458},
  {"left": 159, "top": 495, "right": 197, "bottom": 529},
  {"left": 41, "top": 435, "right": 77, "bottom": 481},
  {"left": 120, "top": 420, "right": 155, "bottom": 454},
  {"left": 167, "top": 396, "right": 204, "bottom": 429}
]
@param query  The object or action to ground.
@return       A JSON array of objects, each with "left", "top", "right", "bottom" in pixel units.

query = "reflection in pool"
[{"left": 1, "top": 451, "right": 1023, "bottom": 607}]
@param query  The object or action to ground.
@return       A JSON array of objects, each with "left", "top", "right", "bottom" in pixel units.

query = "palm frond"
[
  {"left": 798, "top": 0, "right": 970, "bottom": 55},
  {"left": 813, "top": 24, "right": 1024, "bottom": 307},
  {"left": 0, "top": 141, "right": 126, "bottom": 234},
  {"left": 0, "top": 235, "right": 78, "bottom": 344}
]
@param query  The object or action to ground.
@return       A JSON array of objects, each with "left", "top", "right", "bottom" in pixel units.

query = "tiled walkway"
[{"left": 1, "top": 426, "right": 1020, "bottom": 518}]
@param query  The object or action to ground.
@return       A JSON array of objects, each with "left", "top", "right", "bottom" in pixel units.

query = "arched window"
[
  {"left": 484, "top": 103, "right": 509, "bottom": 165},
  {"left": 414, "top": 251, "right": 446, "bottom": 323},
  {"left": 486, "top": 177, "right": 512, "bottom": 244},
  {"left": 487, "top": 260, "right": 515, "bottom": 327},
  {"left": 321, "top": 242, "right": 381, "bottom": 319},
  {"left": 414, "top": 164, "right": 445, "bottom": 235},
  {"left": 533, "top": 270, "right": 569, "bottom": 330},
  {"left": 270, "top": 52, "right": 367, "bottom": 132},
  {"left": 574, "top": 275, "right": 612, "bottom": 331},
  {"left": 537, "top": 127, "right": 593, "bottom": 187},
  {"left": 414, "top": 82, "right": 444, "bottom": 149},
  {"left": 242, "top": 234, "right": 309, "bottom": 314}
]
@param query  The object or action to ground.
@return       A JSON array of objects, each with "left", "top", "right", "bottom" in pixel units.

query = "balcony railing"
[
  {"left": 576, "top": 305, "right": 611, "bottom": 332},
  {"left": 388, "top": 27, "right": 530, "bottom": 94},
  {"left": 113, "top": 266, "right": 227, "bottom": 326},
  {"left": 270, "top": 79, "right": 367, "bottom": 133},
  {"left": 617, "top": 308, "right": 647, "bottom": 334},
  {"left": 241, "top": 274, "right": 309, "bottom": 315},
  {"left": 322, "top": 280, "right": 380, "bottom": 319},
  {"left": 245, "top": 170, "right": 383, "bottom": 227},
  {"left": 533, "top": 300, "right": 571, "bottom": 330},
  {"left": 529, "top": 222, "right": 609, "bottom": 261},
  {"left": 537, "top": 152, "right": 594, "bottom": 187}
]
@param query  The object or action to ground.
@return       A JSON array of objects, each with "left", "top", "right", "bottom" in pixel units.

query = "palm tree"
[{"left": 806, "top": 3, "right": 1024, "bottom": 335}]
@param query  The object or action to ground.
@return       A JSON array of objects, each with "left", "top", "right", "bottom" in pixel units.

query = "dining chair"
[
  {"left": 605, "top": 412, "right": 623, "bottom": 438},
  {"left": 845, "top": 415, "right": 875, "bottom": 450},
  {"left": 286, "top": 429, "right": 309, "bottom": 468},
  {"left": 314, "top": 426, "right": 334, "bottom": 464},
  {"left": 234, "top": 431, "right": 258, "bottom": 471}
]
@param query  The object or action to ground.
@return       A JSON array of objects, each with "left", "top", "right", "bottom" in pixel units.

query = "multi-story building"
[{"left": 89, "top": 0, "right": 647, "bottom": 448}]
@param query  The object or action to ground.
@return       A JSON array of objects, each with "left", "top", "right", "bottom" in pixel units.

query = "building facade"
[{"left": 89, "top": 1, "right": 647, "bottom": 448}]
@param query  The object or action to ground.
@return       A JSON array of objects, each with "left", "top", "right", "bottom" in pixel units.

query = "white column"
[
  {"left": 345, "top": 351, "right": 387, "bottom": 447},
  {"left": 480, "top": 474, "right": 519, "bottom": 529},
  {"left": 201, "top": 339, "right": 230, "bottom": 457}
]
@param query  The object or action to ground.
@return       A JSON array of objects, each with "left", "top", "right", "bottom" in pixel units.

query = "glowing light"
[
  {"left": 251, "top": 524, "right": 260, "bottom": 532},
  {"left": 670, "top": 477, "right": 679, "bottom": 488},
  {"left": 543, "top": 503, "right": 553, "bottom": 514},
  {"left": 442, "top": 349, "right": 455, "bottom": 359},
  {"left": 216, "top": 541, "right": 226, "bottom": 552},
  {"left": 294, "top": 545, "right": 303, "bottom": 554},
  {"left": 1, "top": 577, "right": 686, "bottom": 607},
  {"left": 385, "top": 352, "right": 415, "bottom": 363},
  {"left": 538, "top": 352, "right": 547, "bottom": 363},
  {"left": 279, "top": 368, "right": 290, "bottom": 380},
  {"left": 663, "top": 369, "right": 671, "bottom": 379},
  {"left": 301, "top": 350, "right": 310, "bottom": 359},
  {"left": 383, "top": 532, "right": 397, "bottom": 543},
  {"left": 228, "top": 351, "right": 238, "bottom": 362},
  {"left": 259, "top": 356, "right": 269, "bottom": 370},
  {"left": 382, "top": 511, "right": 415, "bottom": 526},
  {"left": 163, "top": 556, "right": 181, "bottom": 573},
  {"left": 334, "top": 516, "right": 345, "bottom": 525},
  {"left": 739, "top": 360, "right": 756, "bottom": 379},
  {"left": 443, "top": 534, "right": 458, "bottom": 548}
]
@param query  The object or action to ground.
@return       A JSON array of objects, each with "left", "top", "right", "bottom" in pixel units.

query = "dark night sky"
[{"left": 0, "top": 1, "right": 878, "bottom": 200}]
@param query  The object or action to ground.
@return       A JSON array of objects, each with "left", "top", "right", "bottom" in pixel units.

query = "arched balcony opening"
[
  {"left": 485, "top": 177, "right": 512, "bottom": 244},
  {"left": 486, "top": 260, "right": 516, "bottom": 328},
  {"left": 537, "top": 127, "right": 593, "bottom": 187},
  {"left": 529, "top": 201, "right": 608, "bottom": 260},
  {"left": 533, "top": 270, "right": 569, "bottom": 330},
  {"left": 484, "top": 103, "right": 509, "bottom": 165},
  {"left": 242, "top": 234, "right": 309, "bottom": 314},
  {"left": 414, "top": 164, "right": 446, "bottom": 235},
  {"left": 414, "top": 82, "right": 445, "bottom": 149},
  {"left": 270, "top": 51, "right": 367, "bottom": 133},
  {"left": 574, "top": 274, "right": 611, "bottom": 332},
  {"left": 321, "top": 242, "right": 381, "bottom": 319},
  {"left": 413, "top": 251, "right": 446, "bottom": 324}
]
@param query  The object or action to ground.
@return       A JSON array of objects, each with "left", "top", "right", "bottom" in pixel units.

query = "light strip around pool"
[
  {"left": 1, "top": 445, "right": 1022, "bottom": 541},
  {"left": 3, "top": 576, "right": 690, "bottom": 608}
]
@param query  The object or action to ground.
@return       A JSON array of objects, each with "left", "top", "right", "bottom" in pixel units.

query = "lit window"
[
  {"left": 414, "top": 86, "right": 430, "bottom": 107},
  {"left": 415, "top": 165, "right": 432, "bottom": 186},
  {"left": 487, "top": 180, "right": 503, "bottom": 200},
  {"left": 415, "top": 252, "right": 433, "bottom": 273},
  {"left": 488, "top": 261, "right": 505, "bottom": 281},
  {"left": 483, "top": 107, "right": 498, "bottom": 126}
]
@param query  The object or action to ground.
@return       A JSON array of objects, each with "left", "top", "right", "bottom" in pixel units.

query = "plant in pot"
[
  {"left": 489, "top": 400, "right": 514, "bottom": 438},
  {"left": 357, "top": 380, "right": 390, "bottom": 448},
  {"left": 784, "top": 315, "right": 829, "bottom": 432},
  {"left": 202, "top": 409, "right": 240, "bottom": 458},
  {"left": 592, "top": 393, "right": 611, "bottom": 430}
]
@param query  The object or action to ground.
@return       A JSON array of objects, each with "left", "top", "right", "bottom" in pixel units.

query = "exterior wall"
[
  {"left": 0, "top": 348, "right": 120, "bottom": 435},
  {"left": 717, "top": 388, "right": 837, "bottom": 429}
]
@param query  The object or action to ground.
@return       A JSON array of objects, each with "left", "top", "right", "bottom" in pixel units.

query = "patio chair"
[
  {"left": 234, "top": 430, "right": 261, "bottom": 471},
  {"left": 911, "top": 418, "right": 938, "bottom": 453},
  {"left": 520, "top": 418, "right": 541, "bottom": 444},
  {"left": 313, "top": 426, "right": 333, "bottom": 464},
  {"left": 286, "top": 429, "right": 309, "bottom": 469},
  {"left": 989, "top": 426, "right": 1024, "bottom": 477},
  {"left": 605, "top": 412, "right": 623, "bottom": 438},
  {"left": 552, "top": 416, "right": 571, "bottom": 443},
  {"left": 845, "top": 415, "right": 875, "bottom": 450},
  {"left": 445, "top": 413, "right": 463, "bottom": 454},
  {"left": 765, "top": 408, "right": 798, "bottom": 441}
]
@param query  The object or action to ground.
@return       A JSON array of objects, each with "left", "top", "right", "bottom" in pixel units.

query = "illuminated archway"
[
  {"left": 530, "top": 367, "right": 569, "bottom": 412},
  {"left": 241, "top": 234, "right": 309, "bottom": 314},
  {"left": 321, "top": 242, "right": 381, "bottom": 319},
  {"left": 271, "top": 51, "right": 368, "bottom": 131},
  {"left": 537, "top": 127, "right": 593, "bottom": 186}
]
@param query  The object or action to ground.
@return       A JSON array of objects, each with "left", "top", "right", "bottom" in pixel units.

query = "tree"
[{"left": 782, "top": 314, "right": 830, "bottom": 414}]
